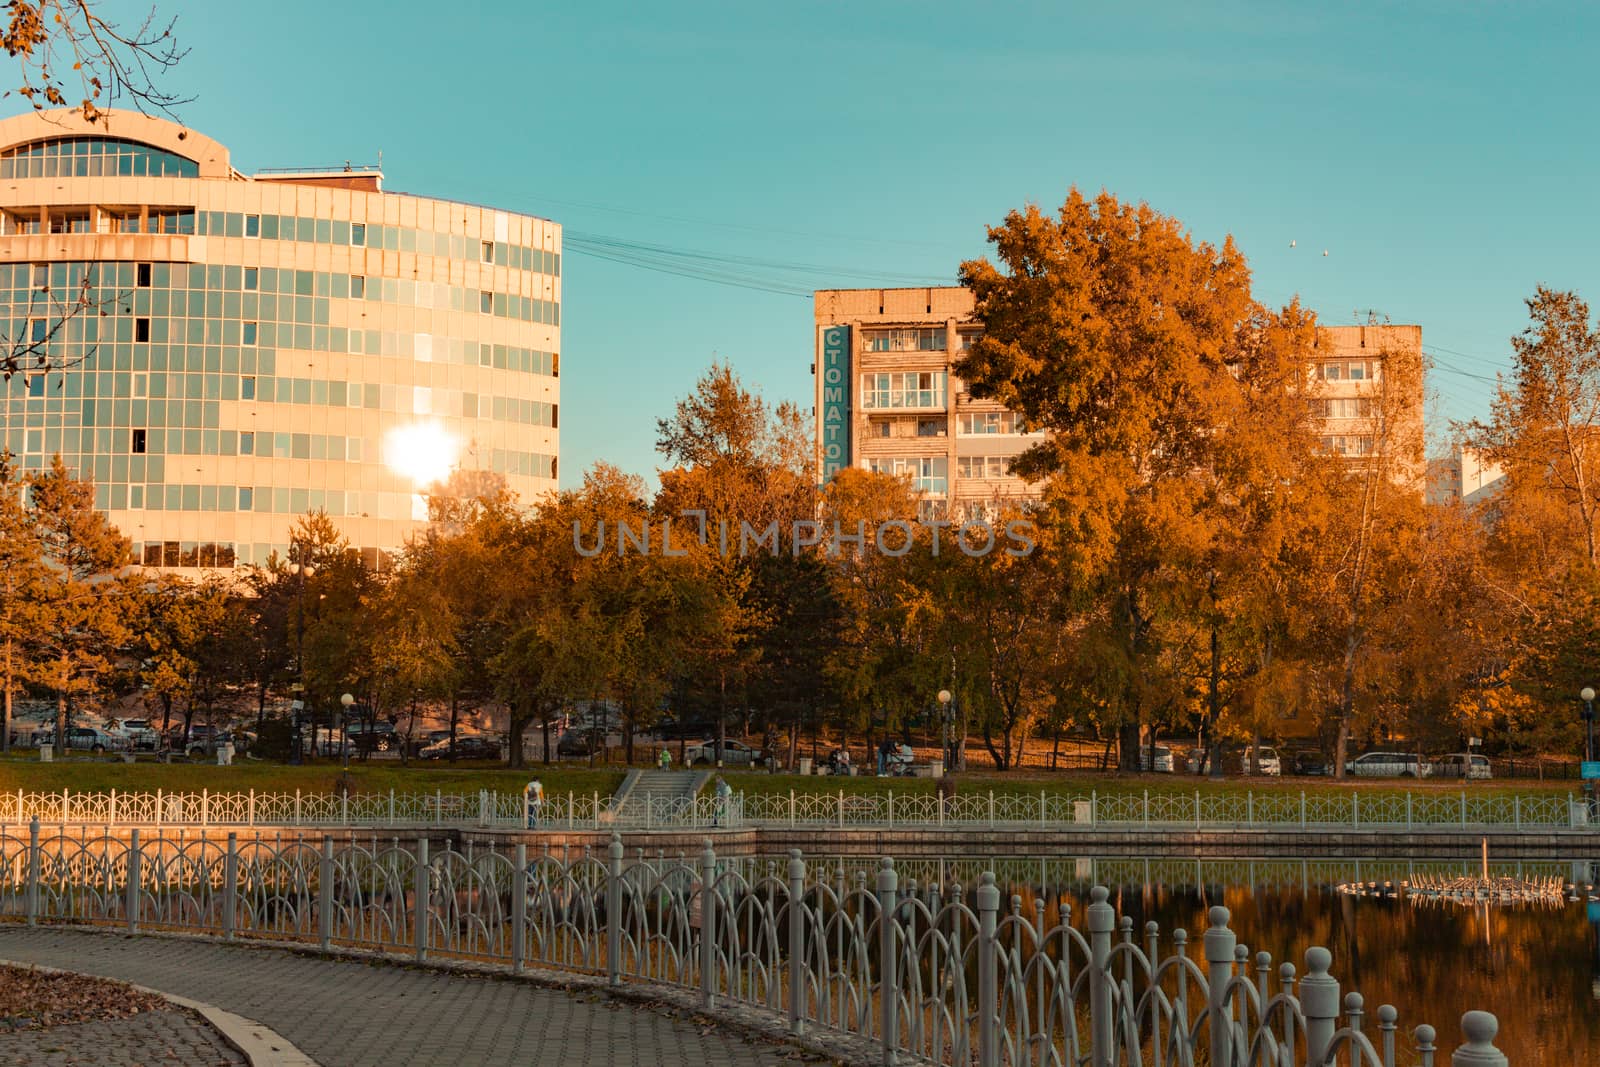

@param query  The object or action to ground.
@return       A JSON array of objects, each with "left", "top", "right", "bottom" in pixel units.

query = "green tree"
[
  {"left": 27, "top": 455, "right": 131, "bottom": 744},
  {"left": 956, "top": 189, "right": 1277, "bottom": 770},
  {"left": 0, "top": 451, "right": 47, "bottom": 752}
]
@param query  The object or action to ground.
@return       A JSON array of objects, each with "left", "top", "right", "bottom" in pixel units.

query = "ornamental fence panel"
[
  {"left": 0, "top": 823, "right": 1507, "bottom": 1066},
  {"left": 0, "top": 785, "right": 1589, "bottom": 832}
]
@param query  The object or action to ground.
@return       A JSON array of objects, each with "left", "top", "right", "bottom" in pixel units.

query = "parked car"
[
  {"left": 1432, "top": 753, "right": 1492, "bottom": 780},
  {"left": 1347, "top": 751, "right": 1433, "bottom": 778},
  {"left": 556, "top": 730, "right": 596, "bottom": 758},
  {"left": 419, "top": 734, "right": 501, "bottom": 760},
  {"left": 685, "top": 739, "right": 764, "bottom": 766},
  {"left": 1290, "top": 752, "right": 1329, "bottom": 776},
  {"left": 1138, "top": 743, "right": 1175, "bottom": 773},
  {"left": 115, "top": 719, "right": 161, "bottom": 751},
  {"left": 652, "top": 716, "right": 718, "bottom": 740},
  {"left": 345, "top": 721, "right": 398, "bottom": 753},
  {"left": 1245, "top": 746, "right": 1282, "bottom": 776},
  {"left": 46, "top": 726, "right": 129, "bottom": 753}
]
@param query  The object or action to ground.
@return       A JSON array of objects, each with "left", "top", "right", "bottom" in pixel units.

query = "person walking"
[
  {"left": 658, "top": 747, "right": 672, "bottom": 772},
  {"left": 712, "top": 775, "right": 733, "bottom": 827},
  {"left": 524, "top": 776, "right": 544, "bottom": 829}
]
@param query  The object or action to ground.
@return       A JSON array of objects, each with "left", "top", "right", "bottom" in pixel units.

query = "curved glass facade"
[
  {"left": 0, "top": 111, "right": 560, "bottom": 570},
  {"left": 0, "top": 136, "right": 200, "bottom": 179}
]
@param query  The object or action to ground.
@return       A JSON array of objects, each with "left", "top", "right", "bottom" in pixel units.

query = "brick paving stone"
[
  {"left": 2, "top": 1006, "right": 246, "bottom": 1066},
  {"left": 0, "top": 928, "right": 820, "bottom": 1067}
]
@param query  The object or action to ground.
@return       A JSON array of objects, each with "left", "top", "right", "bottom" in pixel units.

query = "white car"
[
  {"left": 1432, "top": 753, "right": 1492, "bottom": 780},
  {"left": 1246, "top": 746, "right": 1282, "bottom": 776},
  {"left": 1347, "top": 751, "right": 1432, "bottom": 778},
  {"left": 1138, "top": 744, "right": 1175, "bottom": 773},
  {"left": 116, "top": 719, "right": 161, "bottom": 751},
  {"left": 685, "top": 739, "right": 763, "bottom": 765}
]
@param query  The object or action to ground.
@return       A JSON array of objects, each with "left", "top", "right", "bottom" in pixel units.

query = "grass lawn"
[
  {"left": 0, "top": 753, "right": 1577, "bottom": 802},
  {"left": 0, "top": 754, "right": 625, "bottom": 798}
]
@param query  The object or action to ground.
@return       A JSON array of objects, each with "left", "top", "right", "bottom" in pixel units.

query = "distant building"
[
  {"left": 0, "top": 109, "right": 561, "bottom": 571},
  {"left": 813, "top": 287, "right": 1042, "bottom": 516},
  {"left": 1304, "top": 322, "right": 1426, "bottom": 486},
  {"left": 1429, "top": 444, "right": 1507, "bottom": 506},
  {"left": 813, "top": 287, "right": 1426, "bottom": 504}
]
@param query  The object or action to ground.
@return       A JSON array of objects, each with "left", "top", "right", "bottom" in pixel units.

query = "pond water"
[{"left": 780, "top": 853, "right": 1600, "bottom": 1065}]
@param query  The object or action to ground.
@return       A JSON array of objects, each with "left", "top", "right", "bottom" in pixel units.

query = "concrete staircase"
[{"left": 611, "top": 769, "right": 709, "bottom": 824}]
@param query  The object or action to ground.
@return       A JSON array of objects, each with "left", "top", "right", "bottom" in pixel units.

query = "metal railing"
[
  {"left": 744, "top": 787, "right": 1584, "bottom": 830},
  {"left": 1, "top": 786, "right": 1586, "bottom": 832},
  {"left": 0, "top": 788, "right": 743, "bottom": 830},
  {"left": 0, "top": 823, "right": 1506, "bottom": 1066}
]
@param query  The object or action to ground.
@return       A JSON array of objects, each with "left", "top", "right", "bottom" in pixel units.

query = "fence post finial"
[
  {"left": 976, "top": 872, "right": 1000, "bottom": 1067},
  {"left": 1204, "top": 906, "right": 1236, "bottom": 1067},
  {"left": 877, "top": 857, "right": 899, "bottom": 1066},
  {"left": 606, "top": 833, "right": 624, "bottom": 987},
  {"left": 1087, "top": 886, "right": 1115, "bottom": 1067},
  {"left": 1301, "top": 946, "right": 1340, "bottom": 1065},
  {"left": 1415, "top": 1022, "right": 1438, "bottom": 1067},
  {"left": 787, "top": 849, "right": 806, "bottom": 1035},
  {"left": 699, "top": 839, "right": 718, "bottom": 1009},
  {"left": 1451, "top": 1011, "right": 1507, "bottom": 1067}
]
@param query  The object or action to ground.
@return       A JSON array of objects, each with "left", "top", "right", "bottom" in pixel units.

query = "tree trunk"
[
  {"left": 1208, "top": 623, "right": 1224, "bottom": 779},
  {"left": 1334, "top": 638, "right": 1358, "bottom": 779},
  {"left": 448, "top": 693, "right": 459, "bottom": 763},
  {"left": 1118, "top": 719, "right": 1141, "bottom": 772},
  {"left": 1, "top": 638, "right": 11, "bottom": 754},
  {"left": 55, "top": 674, "right": 67, "bottom": 753}
]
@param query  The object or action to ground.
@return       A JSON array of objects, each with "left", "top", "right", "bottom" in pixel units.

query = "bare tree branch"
[
  {"left": 0, "top": 267, "right": 119, "bottom": 382},
  {"left": 4, "top": 1, "right": 190, "bottom": 122}
]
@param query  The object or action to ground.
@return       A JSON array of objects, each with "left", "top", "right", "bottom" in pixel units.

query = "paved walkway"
[
  {"left": 4, "top": 1006, "right": 246, "bottom": 1066},
  {"left": 0, "top": 929, "right": 817, "bottom": 1067}
]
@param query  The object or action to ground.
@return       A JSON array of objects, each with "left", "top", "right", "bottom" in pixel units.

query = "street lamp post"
[
  {"left": 340, "top": 693, "right": 355, "bottom": 769},
  {"left": 289, "top": 684, "right": 305, "bottom": 766},
  {"left": 1582, "top": 687, "right": 1596, "bottom": 764},
  {"left": 288, "top": 560, "right": 315, "bottom": 761},
  {"left": 937, "top": 689, "right": 953, "bottom": 774}
]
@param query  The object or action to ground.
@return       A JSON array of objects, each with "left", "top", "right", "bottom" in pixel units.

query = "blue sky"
[{"left": 122, "top": 0, "right": 1598, "bottom": 487}]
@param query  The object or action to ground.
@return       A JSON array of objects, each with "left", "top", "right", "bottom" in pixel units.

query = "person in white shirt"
[{"left": 524, "top": 777, "right": 544, "bottom": 829}]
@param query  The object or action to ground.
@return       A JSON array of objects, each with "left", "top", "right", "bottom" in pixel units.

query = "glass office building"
[{"left": 0, "top": 110, "right": 560, "bottom": 569}]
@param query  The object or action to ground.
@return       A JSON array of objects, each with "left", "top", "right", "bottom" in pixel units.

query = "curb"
[{"left": 0, "top": 955, "right": 319, "bottom": 1067}]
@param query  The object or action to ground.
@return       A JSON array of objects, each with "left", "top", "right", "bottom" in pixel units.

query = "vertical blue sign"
[{"left": 820, "top": 325, "right": 851, "bottom": 480}]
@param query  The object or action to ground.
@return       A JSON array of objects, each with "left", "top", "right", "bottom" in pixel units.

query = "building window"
[
  {"left": 350, "top": 275, "right": 365, "bottom": 298},
  {"left": 1319, "top": 362, "right": 1343, "bottom": 381},
  {"left": 131, "top": 429, "right": 147, "bottom": 454},
  {"left": 28, "top": 318, "right": 46, "bottom": 343},
  {"left": 239, "top": 431, "right": 254, "bottom": 455},
  {"left": 481, "top": 240, "right": 494, "bottom": 262},
  {"left": 860, "top": 371, "right": 947, "bottom": 410},
  {"left": 240, "top": 375, "right": 256, "bottom": 401},
  {"left": 917, "top": 418, "right": 946, "bottom": 437},
  {"left": 238, "top": 487, "right": 253, "bottom": 511},
  {"left": 958, "top": 328, "right": 984, "bottom": 351},
  {"left": 242, "top": 321, "right": 257, "bottom": 346},
  {"left": 134, "top": 317, "right": 150, "bottom": 343},
  {"left": 26, "top": 375, "right": 44, "bottom": 398},
  {"left": 136, "top": 263, "right": 151, "bottom": 288},
  {"left": 862, "top": 327, "right": 947, "bottom": 353},
  {"left": 480, "top": 290, "right": 493, "bottom": 314},
  {"left": 245, "top": 214, "right": 260, "bottom": 238},
  {"left": 958, "top": 455, "right": 1013, "bottom": 479},
  {"left": 30, "top": 263, "right": 47, "bottom": 288},
  {"left": 867, "top": 456, "right": 948, "bottom": 495},
  {"left": 244, "top": 267, "right": 258, "bottom": 291},
  {"left": 958, "top": 411, "right": 1030, "bottom": 435},
  {"left": 351, "top": 222, "right": 366, "bottom": 246}
]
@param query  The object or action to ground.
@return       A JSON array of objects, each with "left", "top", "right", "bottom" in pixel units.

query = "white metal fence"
[
  {"left": 0, "top": 824, "right": 1507, "bottom": 1067},
  {"left": 743, "top": 787, "right": 1585, "bottom": 829},
  {"left": 0, "top": 785, "right": 1585, "bottom": 831}
]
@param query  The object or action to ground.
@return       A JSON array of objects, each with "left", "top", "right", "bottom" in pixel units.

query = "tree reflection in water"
[{"left": 787, "top": 854, "right": 1600, "bottom": 1065}]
